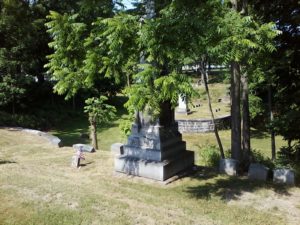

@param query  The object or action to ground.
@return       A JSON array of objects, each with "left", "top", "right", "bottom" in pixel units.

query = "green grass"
[
  {"left": 50, "top": 100, "right": 127, "bottom": 151},
  {"left": 183, "top": 129, "right": 287, "bottom": 160},
  {"left": 176, "top": 83, "right": 230, "bottom": 119},
  {"left": 1, "top": 128, "right": 299, "bottom": 225}
]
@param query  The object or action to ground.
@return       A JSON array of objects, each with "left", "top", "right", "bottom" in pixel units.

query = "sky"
[{"left": 122, "top": 0, "right": 136, "bottom": 9}]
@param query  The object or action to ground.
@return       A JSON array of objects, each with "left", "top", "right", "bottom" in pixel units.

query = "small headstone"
[
  {"left": 44, "top": 134, "right": 62, "bottom": 147},
  {"left": 111, "top": 143, "right": 124, "bottom": 155},
  {"left": 73, "top": 144, "right": 95, "bottom": 153},
  {"left": 177, "top": 94, "right": 190, "bottom": 114},
  {"left": 219, "top": 158, "right": 239, "bottom": 176},
  {"left": 273, "top": 168, "right": 295, "bottom": 185},
  {"left": 71, "top": 155, "right": 80, "bottom": 168},
  {"left": 71, "top": 148, "right": 85, "bottom": 168},
  {"left": 248, "top": 163, "right": 269, "bottom": 181}
]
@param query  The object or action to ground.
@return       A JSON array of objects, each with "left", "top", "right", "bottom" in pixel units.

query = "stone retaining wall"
[{"left": 176, "top": 115, "right": 230, "bottom": 133}]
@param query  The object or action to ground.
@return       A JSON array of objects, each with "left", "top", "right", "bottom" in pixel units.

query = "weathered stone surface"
[
  {"left": 73, "top": 144, "right": 95, "bottom": 153},
  {"left": 110, "top": 143, "right": 124, "bottom": 155},
  {"left": 177, "top": 94, "right": 190, "bottom": 114},
  {"left": 176, "top": 115, "right": 231, "bottom": 133},
  {"left": 273, "top": 168, "right": 295, "bottom": 185},
  {"left": 41, "top": 133, "right": 62, "bottom": 147},
  {"left": 115, "top": 151, "right": 194, "bottom": 181},
  {"left": 248, "top": 163, "right": 269, "bottom": 181},
  {"left": 115, "top": 123, "right": 194, "bottom": 181},
  {"left": 219, "top": 158, "right": 239, "bottom": 176},
  {"left": 71, "top": 155, "right": 80, "bottom": 168},
  {"left": 22, "top": 129, "right": 62, "bottom": 147}
]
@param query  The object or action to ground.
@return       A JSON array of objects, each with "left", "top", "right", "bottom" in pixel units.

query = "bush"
[
  {"left": 119, "top": 117, "right": 133, "bottom": 137},
  {"left": 276, "top": 144, "right": 300, "bottom": 183},
  {"left": 197, "top": 144, "right": 221, "bottom": 167},
  {"left": 250, "top": 149, "right": 275, "bottom": 169}
]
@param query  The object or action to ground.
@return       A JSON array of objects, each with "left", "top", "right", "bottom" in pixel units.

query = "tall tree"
[{"left": 251, "top": 0, "right": 300, "bottom": 148}]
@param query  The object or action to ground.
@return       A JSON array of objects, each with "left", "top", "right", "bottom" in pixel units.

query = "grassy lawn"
[
  {"left": 176, "top": 83, "right": 230, "bottom": 120},
  {"left": 1, "top": 129, "right": 299, "bottom": 225},
  {"left": 182, "top": 129, "right": 287, "bottom": 159},
  {"left": 50, "top": 96, "right": 127, "bottom": 151}
]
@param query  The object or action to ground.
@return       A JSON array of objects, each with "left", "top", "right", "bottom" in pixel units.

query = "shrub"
[
  {"left": 197, "top": 144, "right": 221, "bottom": 167},
  {"left": 250, "top": 149, "right": 275, "bottom": 169},
  {"left": 276, "top": 144, "right": 300, "bottom": 183}
]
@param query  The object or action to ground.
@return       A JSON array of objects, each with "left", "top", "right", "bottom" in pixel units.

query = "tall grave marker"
[{"left": 114, "top": 0, "right": 194, "bottom": 181}]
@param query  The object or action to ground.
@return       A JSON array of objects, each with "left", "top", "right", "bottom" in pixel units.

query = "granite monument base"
[
  {"left": 115, "top": 151, "right": 194, "bottom": 181},
  {"left": 114, "top": 123, "right": 194, "bottom": 181}
]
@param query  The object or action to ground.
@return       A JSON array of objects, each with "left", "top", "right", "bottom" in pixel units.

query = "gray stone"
[
  {"left": 41, "top": 133, "right": 62, "bottom": 147},
  {"left": 71, "top": 155, "right": 81, "bottom": 168},
  {"left": 177, "top": 94, "right": 190, "bottom": 114},
  {"left": 115, "top": 151, "right": 194, "bottom": 181},
  {"left": 248, "top": 163, "right": 269, "bottom": 181},
  {"left": 273, "top": 168, "right": 295, "bottom": 185},
  {"left": 73, "top": 144, "right": 95, "bottom": 153},
  {"left": 176, "top": 115, "right": 231, "bottom": 133},
  {"left": 115, "top": 123, "right": 194, "bottom": 181},
  {"left": 110, "top": 143, "right": 124, "bottom": 155},
  {"left": 219, "top": 158, "right": 239, "bottom": 176},
  {"left": 22, "top": 129, "right": 62, "bottom": 147}
]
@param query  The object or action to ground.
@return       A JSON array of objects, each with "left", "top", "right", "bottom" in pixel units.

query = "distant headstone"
[
  {"left": 177, "top": 94, "right": 190, "bottom": 114},
  {"left": 71, "top": 155, "right": 80, "bottom": 168},
  {"left": 248, "top": 163, "right": 269, "bottom": 181},
  {"left": 73, "top": 144, "right": 95, "bottom": 153},
  {"left": 111, "top": 143, "right": 124, "bottom": 155},
  {"left": 22, "top": 129, "right": 62, "bottom": 147},
  {"left": 42, "top": 133, "right": 62, "bottom": 147},
  {"left": 273, "top": 168, "right": 295, "bottom": 185},
  {"left": 219, "top": 158, "right": 239, "bottom": 176}
]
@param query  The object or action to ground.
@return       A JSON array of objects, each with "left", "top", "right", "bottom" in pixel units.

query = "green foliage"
[
  {"left": 250, "top": 149, "right": 274, "bottom": 169},
  {"left": 197, "top": 144, "right": 221, "bottom": 168},
  {"left": 45, "top": 11, "right": 87, "bottom": 98},
  {"left": 87, "top": 13, "right": 140, "bottom": 84},
  {"left": 0, "top": 76, "right": 26, "bottom": 106},
  {"left": 213, "top": 11, "right": 280, "bottom": 64},
  {"left": 275, "top": 144, "right": 300, "bottom": 182},
  {"left": 119, "top": 114, "right": 134, "bottom": 137},
  {"left": 276, "top": 144, "right": 300, "bottom": 168},
  {"left": 84, "top": 96, "right": 116, "bottom": 125},
  {"left": 249, "top": 94, "right": 264, "bottom": 119}
]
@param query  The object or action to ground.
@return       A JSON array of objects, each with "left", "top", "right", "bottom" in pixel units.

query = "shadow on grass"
[
  {"left": 250, "top": 129, "right": 269, "bottom": 139},
  {"left": 80, "top": 162, "right": 93, "bottom": 167},
  {"left": 0, "top": 160, "right": 16, "bottom": 165},
  {"left": 51, "top": 96, "right": 129, "bottom": 147},
  {"left": 186, "top": 167, "right": 292, "bottom": 201}
]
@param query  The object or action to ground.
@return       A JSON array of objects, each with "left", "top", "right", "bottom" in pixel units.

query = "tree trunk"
[
  {"left": 268, "top": 84, "right": 276, "bottom": 160},
  {"left": 241, "top": 72, "right": 251, "bottom": 161},
  {"left": 230, "top": 61, "right": 242, "bottom": 161},
  {"left": 90, "top": 119, "right": 98, "bottom": 150},
  {"left": 203, "top": 71, "right": 225, "bottom": 158},
  {"left": 72, "top": 95, "right": 76, "bottom": 110},
  {"left": 12, "top": 95, "right": 15, "bottom": 115},
  {"left": 127, "top": 74, "right": 131, "bottom": 87}
]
